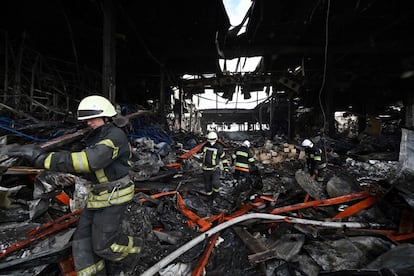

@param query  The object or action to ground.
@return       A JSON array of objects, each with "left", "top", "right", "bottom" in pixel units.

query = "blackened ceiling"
[{"left": 1, "top": 0, "right": 414, "bottom": 115}]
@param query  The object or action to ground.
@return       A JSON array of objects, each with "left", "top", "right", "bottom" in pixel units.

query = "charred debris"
[{"left": 0, "top": 108, "right": 414, "bottom": 276}]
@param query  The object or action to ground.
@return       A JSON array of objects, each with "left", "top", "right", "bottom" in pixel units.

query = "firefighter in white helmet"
[
  {"left": 301, "top": 138, "right": 327, "bottom": 182},
  {"left": 201, "top": 131, "right": 229, "bottom": 200},
  {"left": 9, "top": 95, "right": 144, "bottom": 275}
]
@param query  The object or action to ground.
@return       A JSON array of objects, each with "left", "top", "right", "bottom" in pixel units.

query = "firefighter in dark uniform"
[
  {"left": 9, "top": 95, "right": 142, "bottom": 275},
  {"left": 301, "top": 138, "right": 327, "bottom": 182},
  {"left": 231, "top": 140, "right": 262, "bottom": 206},
  {"left": 231, "top": 140, "right": 255, "bottom": 181},
  {"left": 202, "top": 131, "right": 229, "bottom": 200}
]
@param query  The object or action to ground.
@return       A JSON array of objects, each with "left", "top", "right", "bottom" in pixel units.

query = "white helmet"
[
  {"left": 301, "top": 139, "right": 314, "bottom": 148},
  {"left": 77, "top": 95, "right": 117, "bottom": 120},
  {"left": 242, "top": 140, "right": 250, "bottom": 148},
  {"left": 206, "top": 131, "right": 218, "bottom": 143}
]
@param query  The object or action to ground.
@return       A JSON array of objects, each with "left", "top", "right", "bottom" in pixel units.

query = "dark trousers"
[
  {"left": 234, "top": 170, "right": 250, "bottom": 181},
  {"left": 72, "top": 204, "right": 130, "bottom": 274},
  {"left": 203, "top": 168, "right": 220, "bottom": 195}
]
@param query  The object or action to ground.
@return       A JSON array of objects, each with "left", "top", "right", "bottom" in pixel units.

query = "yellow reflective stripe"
[
  {"left": 98, "top": 139, "right": 119, "bottom": 159},
  {"left": 95, "top": 169, "right": 109, "bottom": 183},
  {"left": 77, "top": 259, "right": 105, "bottom": 276},
  {"left": 87, "top": 185, "right": 134, "bottom": 208},
  {"left": 318, "top": 163, "right": 327, "bottom": 169},
  {"left": 314, "top": 156, "right": 322, "bottom": 161},
  {"left": 202, "top": 166, "right": 218, "bottom": 170},
  {"left": 44, "top": 153, "right": 54, "bottom": 169},
  {"left": 212, "top": 149, "right": 217, "bottom": 166},
  {"left": 236, "top": 151, "right": 248, "bottom": 157},
  {"left": 213, "top": 187, "right": 220, "bottom": 192},
  {"left": 248, "top": 157, "right": 255, "bottom": 162},
  {"left": 203, "top": 146, "right": 220, "bottom": 169},
  {"left": 232, "top": 154, "right": 236, "bottom": 159},
  {"left": 87, "top": 192, "right": 134, "bottom": 208},
  {"left": 235, "top": 162, "right": 249, "bottom": 169},
  {"left": 91, "top": 184, "right": 134, "bottom": 201},
  {"left": 111, "top": 236, "right": 141, "bottom": 261},
  {"left": 71, "top": 151, "right": 90, "bottom": 173}
]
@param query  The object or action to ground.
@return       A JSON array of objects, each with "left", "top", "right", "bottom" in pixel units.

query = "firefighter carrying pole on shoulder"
[{"left": 9, "top": 95, "right": 145, "bottom": 275}]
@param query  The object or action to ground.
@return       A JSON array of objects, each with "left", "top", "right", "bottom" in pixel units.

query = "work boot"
[
  {"left": 72, "top": 238, "right": 107, "bottom": 276},
  {"left": 209, "top": 191, "right": 220, "bottom": 205},
  {"left": 201, "top": 195, "right": 215, "bottom": 215},
  {"left": 203, "top": 191, "right": 215, "bottom": 203},
  {"left": 121, "top": 255, "right": 140, "bottom": 275},
  {"left": 106, "top": 261, "right": 126, "bottom": 276}
]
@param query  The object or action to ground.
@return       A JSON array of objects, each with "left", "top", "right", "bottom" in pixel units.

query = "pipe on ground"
[{"left": 142, "top": 213, "right": 384, "bottom": 276}]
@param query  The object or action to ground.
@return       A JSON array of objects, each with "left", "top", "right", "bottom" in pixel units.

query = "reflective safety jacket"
[
  {"left": 202, "top": 142, "right": 228, "bottom": 170},
  {"left": 40, "top": 123, "right": 134, "bottom": 208},
  {"left": 305, "top": 144, "right": 327, "bottom": 173},
  {"left": 232, "top": 145, "right": 255, "bottom": 172}
]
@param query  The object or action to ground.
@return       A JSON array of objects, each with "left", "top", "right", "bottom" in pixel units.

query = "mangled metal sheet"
[
  {"left": 304, "top": 236, "right": 394, "bottom": 272},
  {"left": 295, "top": 169, "right": 328, "bottom": 200},
  {"left": 0, "top": 185, "right": 25, "bottom": 208},
  {"left": 365, "top": 243, "right": 414, "bottom": 274},
  {"left": 399, "top": 128, "right": 414, "bottom": 173},
  {"left": 0, "top": 228, "right": 75, "bottom": 275}
]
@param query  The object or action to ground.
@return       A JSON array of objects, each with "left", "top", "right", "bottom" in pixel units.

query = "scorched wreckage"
[{"left": 1, "top": 0, "right": 414, "bottom": 275}]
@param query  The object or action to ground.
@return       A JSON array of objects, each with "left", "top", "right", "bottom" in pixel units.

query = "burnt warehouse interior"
[
  {"left": 1, "top": 0, "right": 414, "bottom": 134},
  {"left": 1, "top": 0, "right": 414, "bottom": 276}
]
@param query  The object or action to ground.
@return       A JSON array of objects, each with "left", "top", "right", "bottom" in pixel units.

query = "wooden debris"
[
  {"left": 3, "top": 167, "right": 44, "bottom": 175},
  {"left": 253, "top": 141, "right": 299, "bottom": 164},
  {"left": 39, "top": 127, "right": 90, "bottom": 150},
  {"left": 232, "top": 226, "right": 268, "bottom": 254},
  {"left": 0, "top": 102, "right": 40, "bottom": 123},
  {"left": 399, "top": 209, "right": 414, "bottom": 234},
  {"left": 113, "top": 110, "right": 153, "bottom": 127},
  {"left": 232, "top": 226, "right": 268, "bottom": 274}
]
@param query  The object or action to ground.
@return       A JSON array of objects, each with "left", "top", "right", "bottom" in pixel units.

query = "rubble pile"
[{"left": 0, "top": 121, "right": 414, "bottom": 276}]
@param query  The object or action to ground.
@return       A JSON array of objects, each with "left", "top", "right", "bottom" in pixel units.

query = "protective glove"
[{"left": 8, "top": 144, "right": 46, "bottom": 167}]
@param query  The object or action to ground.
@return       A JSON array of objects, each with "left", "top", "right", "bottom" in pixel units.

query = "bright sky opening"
[{"left": 187, "top": 0, "right": 268, "bottom": 111}]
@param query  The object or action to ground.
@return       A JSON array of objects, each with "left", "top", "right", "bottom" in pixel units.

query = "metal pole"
[
  {"left": 4, "top": 31, "right": 8, "bottom": 99},
  {"left": 102, "top": 0, "right": 116, "bottom": 101},
  {"left": 159, "top": 69, "right": 165, "bottom": 125}
]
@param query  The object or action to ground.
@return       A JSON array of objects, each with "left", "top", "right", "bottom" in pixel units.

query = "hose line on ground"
[{"left": 141, "top": 212, "right": 384, "bottom": 276}]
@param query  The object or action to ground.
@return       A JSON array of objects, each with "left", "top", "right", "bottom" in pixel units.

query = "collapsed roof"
[{"left": 1, "top": 0, "right": 413, "bottom": 119}]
